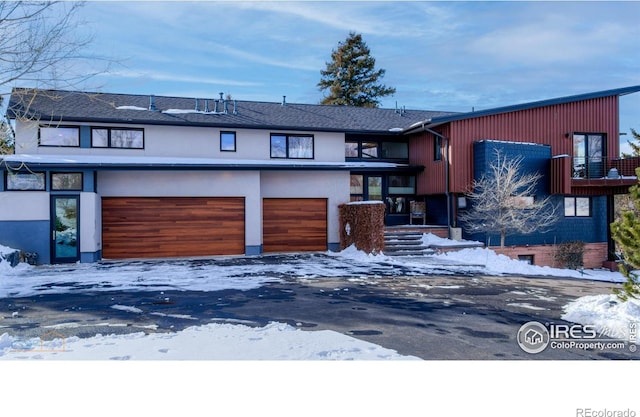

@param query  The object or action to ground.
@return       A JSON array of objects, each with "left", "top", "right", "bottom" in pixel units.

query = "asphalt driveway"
[{"left": 0, "top": 255, "right": 635, "bottom": 360}]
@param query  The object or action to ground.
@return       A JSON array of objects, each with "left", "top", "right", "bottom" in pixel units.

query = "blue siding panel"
[
  {"left": 463, "top": 141, "right": 608, "bottom": 246},
  {"left": 0, "top": 220, "right": 50, "bottom": 264}
]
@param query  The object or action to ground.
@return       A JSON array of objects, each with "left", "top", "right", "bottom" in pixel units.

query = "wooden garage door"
[
  {"left": 262, "top": 198, "right": 327, "bottom": 252},
  {"left": 102, "top": 197, "right": 245, "bottom": 259}
]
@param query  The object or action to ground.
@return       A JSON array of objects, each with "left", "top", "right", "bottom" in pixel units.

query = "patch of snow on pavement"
[
  {"left": 0, "top": 321, "right": 419, "bottom": 360},
  {"left": 562, "top": 294, "right": 640, "bottom": 342}
]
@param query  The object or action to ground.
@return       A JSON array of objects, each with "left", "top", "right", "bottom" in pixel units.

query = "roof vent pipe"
[
  {"left": 282, "top": 95, "right": 286, "bottom": 106},
  {"left": 219, "top": 92, "right": 224, "bottom": 101},
  {"left": 204, "top": 100, "right": 210, "bottom": 113},
  {"left": 233, "top": 100, "right": 237, "bottom": 115},
  {"left": 148, "top": 95, "right": 157, "bottom": 111},
  {"left": 223, "top": 99, "right": 228, "bottom": 114},
  {"left": 214, "top": 99, "right": 219, "bottom": 113}
]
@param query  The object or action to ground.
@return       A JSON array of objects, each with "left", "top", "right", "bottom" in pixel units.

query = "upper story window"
[
  {"left": 92, "top": 127, "right": 144, "bottom": 149},
  {"left": 345, "top": 139, "right": 408, "bottom": 161},
  {"left": 220, "top": 131, "right": 236, "bottom": 152},
  {"left": 271, "top": 134, "right": 314, "bottom": 159},
  {"left": 39, "top": 126, "right": 79, "bottom": 147},
  {"left": 434, "top": 136, "right": 443, "bottom": 161}
]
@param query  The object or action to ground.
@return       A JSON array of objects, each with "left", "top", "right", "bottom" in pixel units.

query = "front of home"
[{"left": 1, "top": 86, "right": 639, "bottom": 267}]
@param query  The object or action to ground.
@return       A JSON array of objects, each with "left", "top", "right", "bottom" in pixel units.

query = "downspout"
[{"left": 422, "top": 125, "right": 452, "bottom": 239}]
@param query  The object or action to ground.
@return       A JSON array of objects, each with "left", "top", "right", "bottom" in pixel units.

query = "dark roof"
[
  {"left": 6, "top": 88, "right": 456, "bottom": 134},
  {"left": 417, "top": 85, "right": 640, "bottom": 129}
]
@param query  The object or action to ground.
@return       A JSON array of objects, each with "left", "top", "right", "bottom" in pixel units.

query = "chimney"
[{"left": 282, "top": 95, "right": 286, "bottom": 106}]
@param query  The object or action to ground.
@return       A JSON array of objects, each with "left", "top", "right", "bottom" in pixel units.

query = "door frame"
[{"left": 50, "top": 195, "right": 80, "bottom": 263}]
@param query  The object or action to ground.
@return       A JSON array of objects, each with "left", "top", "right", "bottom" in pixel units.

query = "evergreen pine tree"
[
  {"left": 318, "top": 32, "right": 396, "bottom": 108},
  {"left": 611, "top": 167, "right": 640, "bottom": 301},
  {"left": 621, "top": 128, "right": 640, "bottom": 158}
]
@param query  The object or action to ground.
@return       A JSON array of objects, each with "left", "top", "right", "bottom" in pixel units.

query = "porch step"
[{"left": 384, "top": 230, "right": 434, "bottom": 257}]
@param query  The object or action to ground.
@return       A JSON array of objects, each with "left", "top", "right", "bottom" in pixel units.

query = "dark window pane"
[{"left": 382, "top": 142, "right": 408, "bottom": 159}]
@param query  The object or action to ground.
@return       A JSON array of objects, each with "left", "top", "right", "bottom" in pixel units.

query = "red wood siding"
[{"left": 411, "top": 96, "right": 620, "bottom": 194}]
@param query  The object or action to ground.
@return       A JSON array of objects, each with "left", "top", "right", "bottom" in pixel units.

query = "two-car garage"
[{"left": 101, "top": 197, "right": 328, "bottom": 259}]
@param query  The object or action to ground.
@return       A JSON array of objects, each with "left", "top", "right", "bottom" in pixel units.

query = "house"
[{"left": 1, "top": 86, "right": 639, "bottom": 267}]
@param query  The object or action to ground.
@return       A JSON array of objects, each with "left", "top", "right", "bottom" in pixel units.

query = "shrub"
[{"left": 554, "top": 241, "right": 585, "bottom": 269}]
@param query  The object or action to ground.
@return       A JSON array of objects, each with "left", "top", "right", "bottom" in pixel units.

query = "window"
[
  {"left": 345, "top": 142, "right": 359, "bottom": 158},
  {"left": 388, "top": 176, "right": 415, "bottom": 194},
  {"left": 39, "top": 126, "right": 79, "bottom": 147},
  {"left": 434, "top": 136, "right": 442, "bottom": 161},
  {"left": 6, "top": 172, "right": 45, "bottom": 190},
  {"left": 91, "top": 127, "right": 144, "bottom": 149},
  {"left": 220, "top": 131, "right": 236, "bottom": 152},
  {"left": 270, "top": 134, "right": 314, "bottom": 159},
  {"left": 52, "top": 173, "right": 83, "bottom": 191},
  {"left": 381, "top": 142, "right": 408, "bottom": 159},
  {"left": 361, "top": 142, "right": 378, "bottom": 158},
  {"left": 564, "top": 197, "right": 591, "bottom": 217}
]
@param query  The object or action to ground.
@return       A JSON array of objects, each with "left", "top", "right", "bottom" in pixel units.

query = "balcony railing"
[{"left": 551, "top": 156, "right": 640, "bottom": 195}]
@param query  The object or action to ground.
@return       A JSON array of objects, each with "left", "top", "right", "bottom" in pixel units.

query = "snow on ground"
[
  {"left": 0, "top": 321, "right": 418, "bottom": 360},
  {"left": 0, "top": 235, "right": 637, "bottom": 361}
]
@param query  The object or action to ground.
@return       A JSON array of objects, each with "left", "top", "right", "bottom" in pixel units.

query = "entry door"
[
  {"left": 51, "top": 196, "right": 79, "bottom": 263},
  {"left": 573, "top": 133, "right": 605, "bottom": 178}
]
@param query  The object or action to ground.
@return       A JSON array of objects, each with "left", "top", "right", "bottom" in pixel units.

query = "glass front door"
[
  {"left": 573, "top": 133, "right": 605, "bottom": 178},
  {"left": 51, "top": 196, "right": 79, "bottom": 263}
]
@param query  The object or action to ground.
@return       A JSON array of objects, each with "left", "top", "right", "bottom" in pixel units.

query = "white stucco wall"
[
  {"left": 14, "top": 121, "right": 346, "bottom": 162},
  {"left": 260, "top": 171, "right": 350, "bottom": 244},
  {"left": 0, "top": 192, "right": 49, "bottom": 220},
  {"left": 80, "top": 192, "right": 101, "bottom": 253},
  {"left": 98, "top": 170, "right": 262, "bottom": 247}
]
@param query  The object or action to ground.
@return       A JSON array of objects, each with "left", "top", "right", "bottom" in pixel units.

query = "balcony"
[{"left": 550, "top": 155, "right": 640, "bottom": 195}]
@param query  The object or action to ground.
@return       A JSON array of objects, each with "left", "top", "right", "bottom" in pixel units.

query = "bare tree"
[
  {"left": 459, "top": 150, "right": 559, "bottom": 247},
  {"left": 0, "top": 1, "right": 98, "bottom": 91}
]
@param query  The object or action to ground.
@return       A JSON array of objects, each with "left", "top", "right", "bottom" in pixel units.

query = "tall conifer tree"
[{"left": 318, "top": 32, "right": 395, "bottom": 108}]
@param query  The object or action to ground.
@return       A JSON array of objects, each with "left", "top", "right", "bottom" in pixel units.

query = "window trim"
[
  {"left": 220, "top": 131, "right": 237, "bottom": 152},
  {"left": 39, "top": 125, "right": 80, "bottom": 147},
  {"left": 5, "top": 171, "right": 46, "bottom": 191},
  {"left": 51, "top": 172, "right": 84, "bottom": 191},
  {"left": 91, "top": 126, "right": 145, "bottom": 149},
  {"left": 270, "top": 133, "right": 314, "bottom": 159}
]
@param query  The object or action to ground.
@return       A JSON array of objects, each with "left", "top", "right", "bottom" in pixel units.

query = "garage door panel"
[
  {"left": 102, "top": 197, "right": 245, "bottom": 259},
  {"left": 263, "top": 198, "right": 327, "bottom": 252}
]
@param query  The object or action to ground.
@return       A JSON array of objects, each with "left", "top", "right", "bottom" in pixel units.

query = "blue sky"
[{"left": 43, "top": 1, "right": 640, "bottom": 150}]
